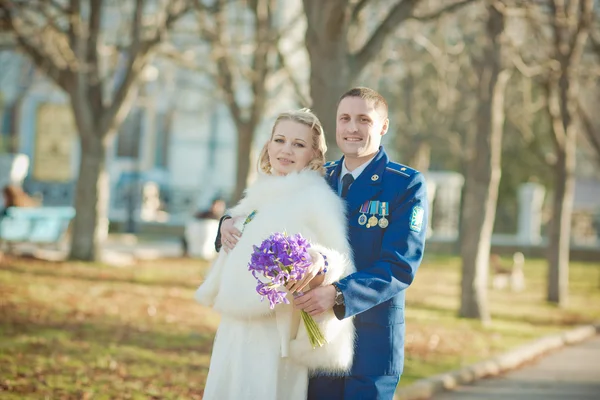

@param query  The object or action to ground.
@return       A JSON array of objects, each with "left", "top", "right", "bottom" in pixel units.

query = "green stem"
[{"left": 301, "top": 311, "right": 327, "bottom": 348}]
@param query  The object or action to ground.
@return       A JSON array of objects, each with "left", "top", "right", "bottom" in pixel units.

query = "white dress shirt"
[{"left": 338, "top": 156, "right": 376, "bottom": 195}]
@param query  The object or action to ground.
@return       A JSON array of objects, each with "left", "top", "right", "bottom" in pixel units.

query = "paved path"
[
  {"left": 22, "top": 235, "right": 184, "bottom": 266},
  {"left": 431, "top": 335, "right": 600, "bottom": 400}
]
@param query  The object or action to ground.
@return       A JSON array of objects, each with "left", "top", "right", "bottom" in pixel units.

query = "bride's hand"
[
  {"left": 286, "top": 249, "right": 325, "bottom": 294},
  {"left": 221, "top": 217, "right": 242, "bottom": 252}
]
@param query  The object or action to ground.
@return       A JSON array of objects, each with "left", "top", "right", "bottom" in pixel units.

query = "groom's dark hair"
[{"left": 338, "top": 87, "right": 388, "bottom": 119}]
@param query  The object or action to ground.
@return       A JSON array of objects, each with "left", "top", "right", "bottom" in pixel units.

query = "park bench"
[{"left": 0, "top": 207, "right": 76, "bottom": 251}]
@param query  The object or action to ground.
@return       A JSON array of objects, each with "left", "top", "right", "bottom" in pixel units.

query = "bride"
[{"left": 195, "top": 108, "right": 355, "bottom": 399}]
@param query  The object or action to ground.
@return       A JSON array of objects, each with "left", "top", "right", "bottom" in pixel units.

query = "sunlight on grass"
[
  {"left": 400, "top": 255, "right": 600, "bottom": 386},
  {"left": 1, "top": 253, "right": 599, "bottom": 396},
  {"left": 0, "top": 256, "right": 217, "bottom": 399}
]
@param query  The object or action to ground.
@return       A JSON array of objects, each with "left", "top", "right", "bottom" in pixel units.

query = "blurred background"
[
  {"left": 1, "top": 1, "right": 598, "bottom": 246},
  {"left": 1, "top": 1, "right": 600, "bottom": 397},
  {"left": 1, "top": 0, "right": 599, "bottom": 301}
]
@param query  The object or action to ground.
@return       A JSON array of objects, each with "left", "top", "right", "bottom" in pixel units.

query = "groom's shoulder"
[
  {"left": 324, "top": 160, "right": 339, "bottom": 174},
  {"left": 384, "top": 161, "right": 419, "bottom": 180}
]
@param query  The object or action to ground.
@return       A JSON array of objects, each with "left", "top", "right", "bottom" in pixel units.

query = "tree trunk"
[
  {"left": 402, "top": 67, "right": 431, "bottom": 172},
  {"left": 303, "top": 0, "right": 351, "bottom": 160},
  {"left": 459, "top": 3, "right": 508, "bottom": 322},
  {"left": 408, "top": 141, "right": 431, "bottom": 173},
  {"left": 547, "top": 149, "right": 575, "bottom": 305},
  {"left": 546, "top": 68, "right": 577, "bottom": 305},
  {"left": 231, "top": 124, "right": 256, "bottom": 204},
  {"left": 69, "top": 131, "right": 109, "bottom": 261},
  {"left": 545, "top": 63, "right": 575, "bottom": 306},
  {"left": 544, "top": 0, "right": 592, "bottom": 305}
]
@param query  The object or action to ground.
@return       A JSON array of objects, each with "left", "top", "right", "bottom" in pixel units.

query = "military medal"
[
  {"left": 367, "top": 201, "right": 379, "bottom": 228},
  {"left": 378, "top": 202, "right": 389, "bottom": 228},
  {"left": 358, "top": 201, "right": 369, "bottom": 225}
]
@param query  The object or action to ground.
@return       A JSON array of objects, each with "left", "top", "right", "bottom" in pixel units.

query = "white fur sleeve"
[
  {"left": 194, "top": 192, "right": 251, "bottom": 307},
  {"left": 308, "top": 187, "right": 355, "bottom": 283},
  {"left": 194, "top": 251, "right": 227, "bottom": 307},
  {"left": 288, "top": 183, "right": 356, "bottom": 374},
  {"left": 228, "top": 201, "right": 252, "bottom": 219}
]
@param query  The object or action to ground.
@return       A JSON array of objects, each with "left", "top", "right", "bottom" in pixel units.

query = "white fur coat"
[{"left": 195, "top": 170, "right": 355, "bottom": 374}]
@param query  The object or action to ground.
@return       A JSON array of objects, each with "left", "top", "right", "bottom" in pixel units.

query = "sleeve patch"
[{"left": 409, "top": 205, "right": 424, "bottom": 233}]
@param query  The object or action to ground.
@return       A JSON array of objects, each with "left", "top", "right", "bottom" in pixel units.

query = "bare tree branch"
[
  {"left": 543, "top": 0, "right": 593, "bottom": 156},
  {"left": 45, "top": 0, "right": 68, "bottom": 14},
  {"left": 104, "top": 0, "right": 190, "bottom": 134},
  {"left": 248, "top": 0, "right": 274, "bottom": 128},
  {"left": 351, "top": 0, "right": 369, "bottom": 22},
  {"left": 270, "top": 8, "right": 304, "bottom": 45},
  {"left": 591, "top": 29, "right": 600, "bottom": 55},
  {"left": 147, "top": 0, "right": 191, "bottom": 48},
  {"left": 87, "top": 0, "right": 103, "bottom": 112},
  {"left": 192, "top": 0, "right": 219, "bottom": 41},
  {"left": 545, "top": 78, "right": 567, "bottom": 152},
  {"left": 352, "top": 0, "right": 421, "bottom": 77},
  {"left": 15, "top": 0, "right": 66, "bottom": 35},
  {"left": 130, "top": 0, "right": 144, "bottom": 54},
  {"left": 211, "top": 0, "right": 242, "bottom": 124},
  {"left": 511, "top": 52, "right": 548, "bottom": 78},
  {"left": 507, "top": 113, "right": 554, "bottom": 167},
  {"left": 352, "top": 0, "right": 477, "bottom": 77},
  {"left": 68, "top": 0, "right": 81, "bottom": 55},
  {"left": 566, "top": 0, "right": 593, "bottom": 62},
  {"left": 578, "top": 97, "right": 600, "bottom": 165},
  {"left": 566, "top": 0, "right": 580, "bottom": 24},
  {"left": 412, "top": 0, "right": 478, "bottom": 22},
  {"left": 0, "top": 3, "right": 71, "bottom": 90},
  {"left": 276, "top": 46, "right": 310, "bottom": 106},
  {"left": 158, "top": 44, "right": 213, "bottom": 74}
]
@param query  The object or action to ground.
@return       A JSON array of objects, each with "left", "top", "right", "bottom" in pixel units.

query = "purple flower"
[
  {"left": 248, "top": 232, "right": 312, "bottom": 308},
  {"left": 255, "top": 281, "right": 289, "bottom": 309}
]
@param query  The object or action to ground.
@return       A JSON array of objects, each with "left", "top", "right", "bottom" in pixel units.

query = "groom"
[
  {"left": 293, "top": 87, "right": 428, "bottom": 399},
  {"left": 217, "top": 87, "right": 428, "bottom": 399}
]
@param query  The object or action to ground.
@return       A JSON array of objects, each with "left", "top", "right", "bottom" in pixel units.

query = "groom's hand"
[{"left": 293, "top": 285, "right": 336, "bottom": 316}]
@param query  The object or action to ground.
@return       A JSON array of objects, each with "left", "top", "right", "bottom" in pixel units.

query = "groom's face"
[{"left": 336, "top": 96, "right": 388, "bottom": 161}]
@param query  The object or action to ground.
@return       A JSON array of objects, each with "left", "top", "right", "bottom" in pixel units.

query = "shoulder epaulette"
[
  {"left": 385, "top": 163, "right": 417, "bottom": 178},
  {"left": 324, "top": 161, "right": 339, "bottom": 169}
]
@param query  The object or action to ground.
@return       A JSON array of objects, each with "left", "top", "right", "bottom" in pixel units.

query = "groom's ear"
[{"left": 381, "top": 118, "right": 389, "bottom": 136}]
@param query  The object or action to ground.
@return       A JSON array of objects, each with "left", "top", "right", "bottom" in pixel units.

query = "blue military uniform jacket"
[{"left": 324, "top": 147, "right": 428, "bottom": 378}]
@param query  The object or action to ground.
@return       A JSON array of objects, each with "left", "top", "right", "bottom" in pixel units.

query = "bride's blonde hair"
[{"left": 258, "top": 108, "right": 327, "bottom": 175}]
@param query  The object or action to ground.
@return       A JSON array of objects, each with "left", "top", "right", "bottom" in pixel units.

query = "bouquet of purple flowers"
[{"left": 248, "top": 232, "right": 327, "bottom": 348}]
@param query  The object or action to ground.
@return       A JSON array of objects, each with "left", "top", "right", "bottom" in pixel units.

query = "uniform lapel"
[
  {"left": 344, "top": 148, "right": 388, "bottom": 218},
  {"left": 326, "top": 161, "right": 343, "bottom": 193}
]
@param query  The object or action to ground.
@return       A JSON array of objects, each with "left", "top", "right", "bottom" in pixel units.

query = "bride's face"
[{"left": 267, "top": 120, "right": 315, "bottom": 176}]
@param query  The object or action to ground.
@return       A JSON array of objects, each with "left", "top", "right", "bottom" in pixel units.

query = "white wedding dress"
[
  {"left": 203, "top": 315, "right": 308, "bottom": 399},
  {"left": 195, "top": 171, "right": 356, "bottom": 400}
]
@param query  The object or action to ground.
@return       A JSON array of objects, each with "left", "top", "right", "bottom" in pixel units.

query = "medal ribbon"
[
  {"left": 369, "top": 201, "right": 379, "bottom": 215},
  {"left": 360, "top": 201, "right": 370, "bottom": 213},
  {"left": 380, "top": 202, "right": 388, "bottom": 217}
]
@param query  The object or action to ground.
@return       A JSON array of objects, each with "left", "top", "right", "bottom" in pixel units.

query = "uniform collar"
[
  {"left": 340, "top": 155, "right": 375, "bottom": 183},
  {"left": 329, "top": 147, "right": 389, "bottom": 217}
]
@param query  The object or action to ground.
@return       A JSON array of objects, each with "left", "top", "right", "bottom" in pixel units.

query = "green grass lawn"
[
  {"left": 401, "top": 253, "right": 600, "bottom": 386},
  {"left": 1, "top": 252, "right": 599, "bottom": 398}
]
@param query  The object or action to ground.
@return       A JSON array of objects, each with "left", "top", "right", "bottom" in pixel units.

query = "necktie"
[{"left": 341, "top": 173, "right": 354, "bottom": 198}]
